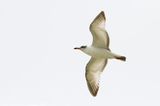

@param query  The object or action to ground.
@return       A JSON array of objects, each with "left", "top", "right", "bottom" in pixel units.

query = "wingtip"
[
  {"left": 100, "top": 11, "right": 104, "bottom": 14},
  {"left": 91, "top": 89, "right": 98, "bottom": 97},
  {"left": 86, "top": 81, "right": 99, "bottom": 97},
  {"left": 100, "top": 11, "right": 105, "bottom": 19},
  {"left": 89, "top": 10, "right": 106, "bottom": 29},
  {"left": 89, "top": 87, "right": 99, "bottom": 97}
]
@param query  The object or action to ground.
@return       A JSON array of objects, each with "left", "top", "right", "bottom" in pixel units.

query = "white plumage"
[{"left": 74, "top": 11, "right": 126, "bottom": 96}]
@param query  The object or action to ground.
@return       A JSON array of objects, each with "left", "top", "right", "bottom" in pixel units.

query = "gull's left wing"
[{"left": 85, "top": 57, "right": 107, "bottom": 96}]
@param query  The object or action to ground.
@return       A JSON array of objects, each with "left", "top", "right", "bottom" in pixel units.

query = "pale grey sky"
[{"left": 0, "top": 0, "right": 160, "bottom": 106}]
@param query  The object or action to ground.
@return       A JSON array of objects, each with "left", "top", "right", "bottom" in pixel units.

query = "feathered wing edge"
[
  {"left": 90, "top": 11, "right": 106, "bottom": 30},
  {"left": 85, "top": 58, "right": 107, "bottom": 96}
]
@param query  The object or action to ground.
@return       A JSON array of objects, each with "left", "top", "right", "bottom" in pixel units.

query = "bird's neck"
[{"left": 82, "top": 46, "right": 102, "bottom": 57}]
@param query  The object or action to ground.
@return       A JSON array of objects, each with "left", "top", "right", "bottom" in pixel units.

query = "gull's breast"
[{"left": 83, "top": 47, "right": 114, "bottom": 59}]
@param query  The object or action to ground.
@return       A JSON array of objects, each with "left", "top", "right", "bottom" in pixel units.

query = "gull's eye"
[{"left": 81, "top": 46, "right": 87, "bottom": 48}]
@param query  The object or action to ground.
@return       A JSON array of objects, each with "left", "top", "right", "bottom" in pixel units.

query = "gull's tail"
[{"left": 115, "top": 56, "right": 126, "bottom": 61}]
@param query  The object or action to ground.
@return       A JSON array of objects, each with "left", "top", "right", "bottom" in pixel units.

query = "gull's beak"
[{"left": 74, "top": 47, "right": 81, "bottom": 50}]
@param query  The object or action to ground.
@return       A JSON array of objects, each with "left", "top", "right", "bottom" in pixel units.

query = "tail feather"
[{"left": 115, "top": 56, "right": 126, "bottom": 61}]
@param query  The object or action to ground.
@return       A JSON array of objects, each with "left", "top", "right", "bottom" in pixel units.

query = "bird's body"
[
  {"left": 81, "top": 46, "right": 120, "bottom": 59},
  {"left": 74, "top": 11, "right": 126, "bottom": 96}
]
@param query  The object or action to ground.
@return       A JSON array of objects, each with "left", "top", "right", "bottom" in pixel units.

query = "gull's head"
[{"left": 74, "top": 45, "right": 87, "bottom": 51}]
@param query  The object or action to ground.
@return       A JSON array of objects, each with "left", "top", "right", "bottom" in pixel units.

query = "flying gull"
[{"left": 74, "top": 11, "right": 126, "bottom": 97}]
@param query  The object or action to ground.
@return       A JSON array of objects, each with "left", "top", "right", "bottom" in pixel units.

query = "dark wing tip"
[
  {"left": 85, "top": 71, "right": 99, "bottom": 97},
  {"left": 99, "top": 11, "right": 106, "bottom": 20},
  {"left": 92, "top": 88, "right": 99, "bottom": 97},
  {"left": 89, "top": 11, "right": 106, "bottom": 30},
  {"left": 86, "top": 81, "right": 99, "bottom": 97},
  {"left": 94, "top": 11, "right": 105, "bottom": 21}
]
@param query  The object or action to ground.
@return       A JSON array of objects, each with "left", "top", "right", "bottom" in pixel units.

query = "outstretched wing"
[
  {"left": 85, "top": 57, "right": 107, "bottom": 96},
  {"left": 90, "top": 11, "right": 110, "bottom": 49}
]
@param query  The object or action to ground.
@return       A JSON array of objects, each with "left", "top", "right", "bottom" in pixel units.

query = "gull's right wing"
[{"left": 90, "top": 11, "right": 110, "bottom": 49}]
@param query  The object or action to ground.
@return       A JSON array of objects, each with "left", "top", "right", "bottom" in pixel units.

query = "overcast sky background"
[{"left": 0, "top": 0, "right": 160, "bottom": 106}]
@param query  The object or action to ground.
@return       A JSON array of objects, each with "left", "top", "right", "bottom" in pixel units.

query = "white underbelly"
[{"left": 84, "top": 47, "right": 118, "bottom": 59}]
